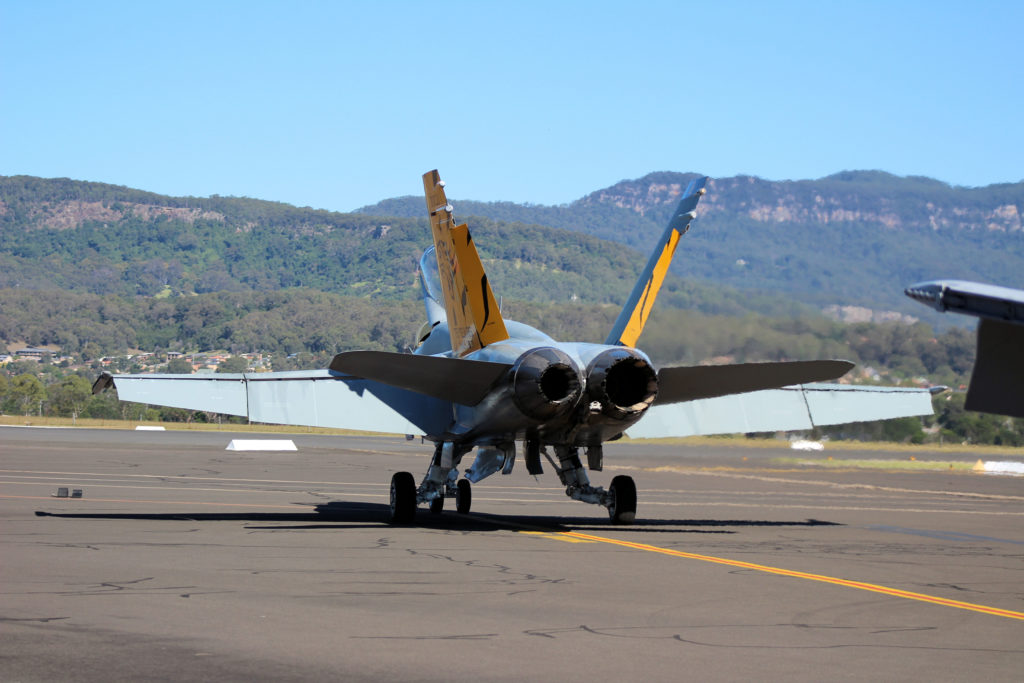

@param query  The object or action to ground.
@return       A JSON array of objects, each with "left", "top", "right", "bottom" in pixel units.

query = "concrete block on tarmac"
[{"left": 225, "top": 439, "right": 297, "bottom": 452}]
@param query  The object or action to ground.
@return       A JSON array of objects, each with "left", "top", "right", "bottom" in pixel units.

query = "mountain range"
[
  {"left": 3, "top": 171, "right": 1022, "bottom": 331},
  {"left": 358, "top": 170, "right": 1024, "bottom": 325}
]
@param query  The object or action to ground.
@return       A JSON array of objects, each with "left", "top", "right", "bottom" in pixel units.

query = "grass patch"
[
  {"left": 0, "top": 414, "right": 397, "bottom": 437},
  {"left": 626, "top": 434, "right": 1024, "bottom": 456},
  {"left": 770, "top": 456, "right": 981, "bottom": 471}
]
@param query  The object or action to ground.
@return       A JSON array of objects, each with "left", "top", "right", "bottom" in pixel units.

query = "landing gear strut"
[{"left": 546, "top": 446, "right": 637, "bottom": 524}]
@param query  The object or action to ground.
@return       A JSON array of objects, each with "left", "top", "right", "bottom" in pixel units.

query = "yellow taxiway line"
[{"left": 546, "top": 530, "right": 1024, "bottom": 622}]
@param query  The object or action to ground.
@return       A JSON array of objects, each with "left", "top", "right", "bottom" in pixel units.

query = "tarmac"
[{"left": 3, "top": 426, "right": 1023, "bottom": 681}]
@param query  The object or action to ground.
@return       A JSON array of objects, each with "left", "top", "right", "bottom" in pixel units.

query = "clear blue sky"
[{"left": 2, "top": 1, "right": 1022, "bottom": 212}]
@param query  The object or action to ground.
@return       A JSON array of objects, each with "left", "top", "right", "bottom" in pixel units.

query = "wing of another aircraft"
[
  {"left": 627, "top": 383, "right": 934, "bottom": 438},
  {"left": 906, "top": 279, "right": 1024, "bottom": 418}
]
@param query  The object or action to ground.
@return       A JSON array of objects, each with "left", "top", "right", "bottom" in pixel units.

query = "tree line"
[{"left": 0, "top": 287, "right": 976, "bottom": 378}]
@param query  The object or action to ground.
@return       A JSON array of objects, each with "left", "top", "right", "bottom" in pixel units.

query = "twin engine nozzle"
[
  {"left": 585, "top": 348, "right": 659, "bottom": 419},
  {"left": 510, "top": 346, "right": 659, "bottom": 422},
  {"left": 511, "top": 347, "right": 583, "bottom": 420}
]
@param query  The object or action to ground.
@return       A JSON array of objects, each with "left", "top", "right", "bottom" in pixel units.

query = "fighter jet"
[{"left": 95, "top": 170, "right": 934, "bottom": 524}]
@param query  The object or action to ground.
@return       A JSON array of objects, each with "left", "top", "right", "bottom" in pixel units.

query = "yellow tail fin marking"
[
  {"left": 451, "top": 223, "right": 509, "bottom": 348},
  {"left": 423, "top": 170, "right": 509, "bottom": 357},
  {"left": 617, "top": 228, "right": 681, "bottom": 348}
]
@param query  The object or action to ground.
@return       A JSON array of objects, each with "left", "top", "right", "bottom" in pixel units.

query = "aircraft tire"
[
  {"left": 608, "top": 475, "right": 637, "bottom": 525},
  {"left": 429, "top": 495, "right": 444, "bottom": 514},
  {"left": 455, "top": 479, "right": 472, "bottom": 514},
  {"left": 389, "top": 471, "right": 417, "bottom": 524}
]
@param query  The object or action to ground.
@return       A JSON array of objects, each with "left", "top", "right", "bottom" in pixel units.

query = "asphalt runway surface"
[{"left": 3, "top": 426, "right": 1024, "bottom": 681}]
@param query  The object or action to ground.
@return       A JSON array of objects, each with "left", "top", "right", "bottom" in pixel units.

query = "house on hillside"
[{"left": 15, "top": 347, "right": 55, "bottom": 359}]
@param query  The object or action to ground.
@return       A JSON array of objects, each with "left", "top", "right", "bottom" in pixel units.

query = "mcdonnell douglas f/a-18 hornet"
[{"left": 95, "top": 171, "right": 934, "bottom": 524}]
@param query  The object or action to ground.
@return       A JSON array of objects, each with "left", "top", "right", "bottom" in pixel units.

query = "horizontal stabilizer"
[
  {"left": 655, "top": 360, "right": 854, "bottom": 404},
  {"left": 329, "top": 351, "right": 511, "bottom": 406}
]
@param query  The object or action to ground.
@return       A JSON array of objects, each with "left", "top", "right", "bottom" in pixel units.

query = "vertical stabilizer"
[
  {"left": 423, "top": 170, "right": 509, "bottom": 356},
  {"left": 966, "top": 319, "right": 1024, "bottom": 418},
  {"left": 606, "top": 176, "right": 708, "bottom": 347}
]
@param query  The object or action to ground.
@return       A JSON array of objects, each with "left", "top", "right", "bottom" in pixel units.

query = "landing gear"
[
  {"left": 607, "top": 475, "right": 637, "bottom": 524},
  {"left": 389, "top": 471, "right": 416, "bottom": 524},
  {"left": 391, "top": 441, "right": 632, "bottom": 524},
  {"left": 455, "top": 478, "right": 472, "bottom": 514},
  {"left": 546, "top": 446, "right": 638, "bottom": 524},
  {"left": 389, "top": 441, "right": 477, "bottom": 523}
]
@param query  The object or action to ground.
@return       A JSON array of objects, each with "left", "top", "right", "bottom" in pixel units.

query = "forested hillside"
[
  {"left": 8, "top": 172, "right": 1022, "bottom": 324},
  {"left": 0, "top": 176, "right": 811, "bottom": 318}
]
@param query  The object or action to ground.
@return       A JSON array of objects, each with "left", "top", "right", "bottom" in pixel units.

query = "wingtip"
[
  {"left": 92, "top": 371, "right": 114, "bottom": 395},
  {"left": 827, "top": 360, "right": 856, "bottom": 380}
]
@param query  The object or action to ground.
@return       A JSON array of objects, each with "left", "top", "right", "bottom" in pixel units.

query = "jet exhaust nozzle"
[
  {"left": 511, "top": 347, "right": 583, "bottom": 420},
  {"left": 586, "top": 348, "right": 658, "bottom": 419}
]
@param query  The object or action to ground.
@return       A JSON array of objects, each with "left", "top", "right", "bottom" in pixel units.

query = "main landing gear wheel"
[
  {"left": 429, "top": 495, "right": 444, "bottom": 514},
  {"left": 608, "top": 475, "right": 637, "bottom": 525},
  {"left": 455, "top": 479, "right": 472, "bottom": 514},
  {"left": 389, "top": 471, "right": 416, "bottom": 524}
]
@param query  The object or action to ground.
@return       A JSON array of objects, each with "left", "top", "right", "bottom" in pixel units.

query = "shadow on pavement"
[{"left": 37, "top": 502, "right": 841, "bottom": 534}]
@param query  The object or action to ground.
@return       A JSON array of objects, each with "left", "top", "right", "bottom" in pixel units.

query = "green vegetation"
[
  {"left": 0, "top": 288, "right": 975, "bottom": 375},
  {"left": 2, "top": 172, "right": 1021, "bottom": 446},
  {"left": 8, "top": 172, "right": 1024, "bottom": 324},
  {"left": 769, "top": 457, "right": 977, "bottom": 471}
]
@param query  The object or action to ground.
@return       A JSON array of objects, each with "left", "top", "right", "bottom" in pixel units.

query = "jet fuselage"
[{"left": 417, "top": 319, "right": 657, "bottom": 448}]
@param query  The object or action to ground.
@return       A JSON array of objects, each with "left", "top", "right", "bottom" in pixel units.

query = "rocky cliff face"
[
  {"left": 13, "top": 200, "right": 226, "bottom": 231},
  {"left": 578, "top": 171, "right": 1024, "bottom": 233}
]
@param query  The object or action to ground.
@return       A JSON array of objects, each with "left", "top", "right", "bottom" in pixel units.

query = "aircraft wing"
[
  {"left": 905, "top": 279, "right": 1024, "bottom": 322},
  {"left": 627, "top": 383, "right": 934, "bottom": 439},
  {"left": 93, "top": 370, "right": 453, "bottom": 435},
  {"left": 906, "top": 279, "right": 1024, "bottom": 418}
]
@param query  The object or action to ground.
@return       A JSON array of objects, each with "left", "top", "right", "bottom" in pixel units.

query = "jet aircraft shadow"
[
  {"left": 37, "top": 503, "right": 841, "bottom": 534},
  {"left": 35, "top": 506, "right": 383, "bottom": 530}
]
